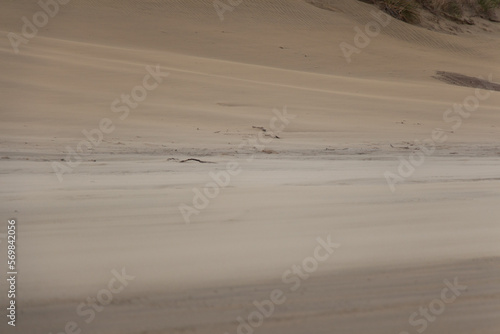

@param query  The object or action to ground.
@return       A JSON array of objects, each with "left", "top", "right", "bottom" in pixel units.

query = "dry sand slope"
[{"left": 0, "top": 0, "right": 500, "bottom": 333}]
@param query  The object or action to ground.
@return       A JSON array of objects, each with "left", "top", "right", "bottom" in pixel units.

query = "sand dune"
[{"left": 1, "top": 0, "right": 499, "bottom": 333}]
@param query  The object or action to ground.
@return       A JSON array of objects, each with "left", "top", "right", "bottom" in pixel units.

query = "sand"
[{"left": 0, "top": 0, "right": 499, "bottom": 333}]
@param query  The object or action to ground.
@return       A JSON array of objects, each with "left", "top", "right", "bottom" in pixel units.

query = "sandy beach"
[{"left": 1, "top": 0, "right": 499, "bottom": 333}]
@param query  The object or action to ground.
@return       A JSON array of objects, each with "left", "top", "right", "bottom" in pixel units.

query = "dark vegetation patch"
[{"left": 433, "top": 71, "right": 500, "bottom": 91}]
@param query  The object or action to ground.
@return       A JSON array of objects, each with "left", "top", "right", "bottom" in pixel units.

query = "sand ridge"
[{"left": 0, "top": 0, "right": 499, "bottom": 333}]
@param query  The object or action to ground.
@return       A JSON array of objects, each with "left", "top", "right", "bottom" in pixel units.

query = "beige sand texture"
[{"left": 0, "top": 0, "right": 499, "bottom": 333}]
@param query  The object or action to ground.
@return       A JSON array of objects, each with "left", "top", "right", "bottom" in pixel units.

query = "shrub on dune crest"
[
  {"left": 377, "top": 0, "right": 421, "bottom": 23},
  {"left": 362, "top": 0, "right": 500, "bottom": 24},
  {"left": 417, "top": 0, "right": 464, "bottom": 20},
  {"left": 478, "top": 0, "right": 500, "bottom": 13},
  {"left": 439, "top": 1, "right": 464, "bottom": 18}
]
